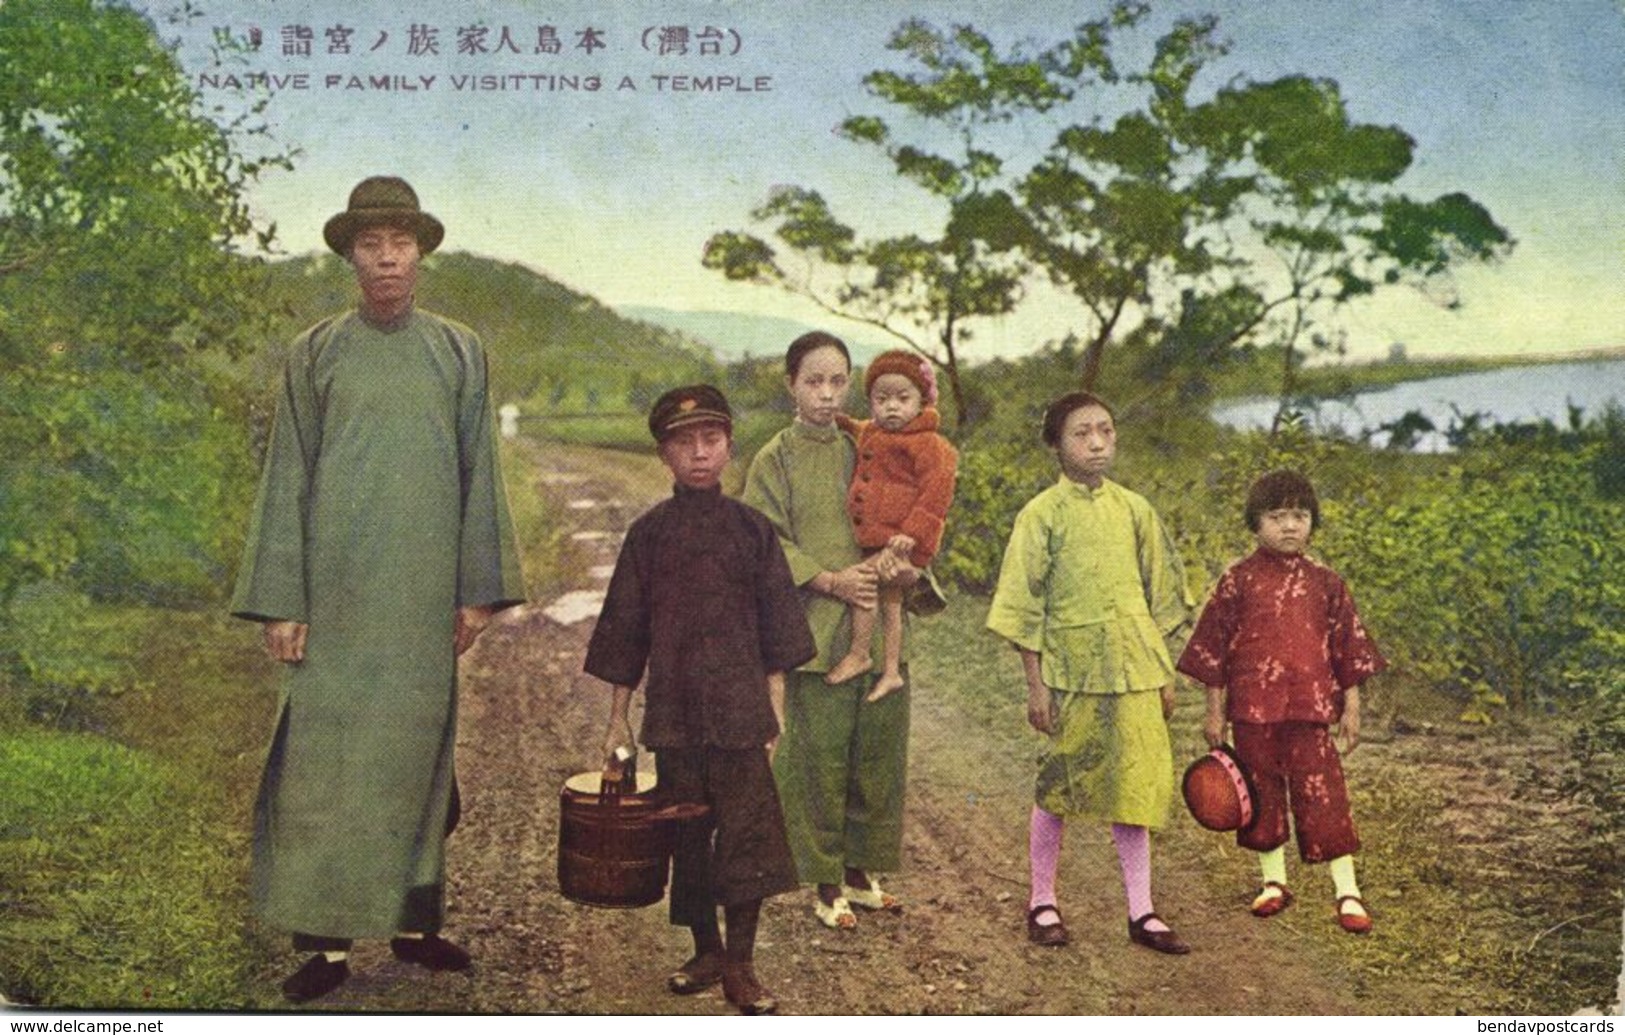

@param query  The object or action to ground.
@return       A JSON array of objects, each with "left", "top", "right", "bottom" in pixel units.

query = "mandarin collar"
[
  {"left": 357, "top": 303, "right": 416, "bottom": 332},
  {"left": 790, "top": 417, "right": 843, "bottom": 443},
  {"left": 672, "top": 482, "right": 724, "bottom": 500},
  {"left": 1254, "top": 545, "right": 1308, "bottom": 566},
  {"left": 1058, "top": 473, "right": 1112, "bottom": 498}
]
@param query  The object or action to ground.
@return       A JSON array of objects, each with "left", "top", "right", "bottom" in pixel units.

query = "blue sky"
[{"left": 166, "top": 1, "right": 1624, "bottom": 361}]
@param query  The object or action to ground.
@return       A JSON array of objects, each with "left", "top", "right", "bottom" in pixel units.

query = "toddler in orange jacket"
[{"left": 827, "top": 350, "right": 958, "bottom": 700}]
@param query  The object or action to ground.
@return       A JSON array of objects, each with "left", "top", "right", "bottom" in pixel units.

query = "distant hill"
[
  {"left": 246, "top": 252, "right": 721, "bottom": 412},
  {"left": 618, "top": 305, "right": 894, "bottom": 365}
]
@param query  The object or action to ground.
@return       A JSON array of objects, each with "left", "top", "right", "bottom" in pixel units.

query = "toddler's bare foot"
[
  {"left": 865, "top": 671, "right": 906, "bottom": 701},
  {"left": 825, "top": 653, "right": 873, "bottom": 685}
]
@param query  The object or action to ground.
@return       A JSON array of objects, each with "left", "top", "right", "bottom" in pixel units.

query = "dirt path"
[{"left": 301, "top": 442, "right": 1461, "bottom": 1015}]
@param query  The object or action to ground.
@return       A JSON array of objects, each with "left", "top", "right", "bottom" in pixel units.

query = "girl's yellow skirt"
[{"left": 1035, "top": 687, "right": 1173, "bottom": 828}]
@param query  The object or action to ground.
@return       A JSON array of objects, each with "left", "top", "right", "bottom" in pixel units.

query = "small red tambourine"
[{"left": 1182, "top": 744, "right": 1257, "bottom": 832}]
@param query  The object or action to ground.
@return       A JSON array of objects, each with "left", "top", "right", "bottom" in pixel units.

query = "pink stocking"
[
  {"left": 1029, "top": 806, "right": 1064, "bottom": 923},
  {"left": 1111, "top": 823, "right": 1168, "bottom": 932}
]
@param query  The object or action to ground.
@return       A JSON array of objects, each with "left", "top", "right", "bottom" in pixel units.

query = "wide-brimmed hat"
[
  {"left": 1182, "top": 744, "right": 1257, "bottom": 832},
  {"left": 323, "top": 176, "right": 445, "bottom": 255},
  {"left": 648, "top": 384, "right": 733, "bottom": 442}
]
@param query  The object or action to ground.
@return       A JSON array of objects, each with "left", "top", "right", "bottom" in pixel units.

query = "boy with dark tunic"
[
  {"left": 231, "top": 177, "right": 526, "bottom": 1002},
  {"left": 584, "top": 385, "right": 814, "bottom": 1015},
  {"left": 1177, "top": 470, "right": 1386, "bottom": 934}
]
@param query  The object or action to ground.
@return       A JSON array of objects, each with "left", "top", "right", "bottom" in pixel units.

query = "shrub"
[
  {"left": 0, "top": 349, "right": 254, "bottom": 609},
  {"left": 936, "top": 440, "right": 1052, "bottom": 593},
  {"left": 945, "top": 404, "right": 1624, "bottom": 727},
  {"left": 0, "top": 583, "right": 140, "bottom": 728},
  {"left": 1332, "top": 441, "right": 1625, "bottom": 721}
]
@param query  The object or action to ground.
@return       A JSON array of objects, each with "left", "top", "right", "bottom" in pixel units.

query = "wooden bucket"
[{"left": 557, "top": 770, "right": 679, "bottom": 909}]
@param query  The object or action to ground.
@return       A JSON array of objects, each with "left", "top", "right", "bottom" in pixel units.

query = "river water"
[{"left": 1210, "top": 357, "right": 1625, "bottom": 450}]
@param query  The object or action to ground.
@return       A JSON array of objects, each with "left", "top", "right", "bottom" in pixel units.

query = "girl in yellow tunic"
[{"left": 986, "top": 392, "right": 1194, "bottom": 954}]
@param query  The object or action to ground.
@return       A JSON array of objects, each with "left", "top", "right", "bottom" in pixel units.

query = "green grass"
[
  {"left": 0, "top": 603, "right": 282, "bottom": 1009},
  {"left": 499, "top": 436, "right": 570, "bottom": 600},
  {"left": 523, "top": 413, "right": 652, "bottom": 452},
  {"left": 0, "top": 725, "right": 259, "bottom": 1008},
  {"left": 910, "top": 595, "right": 1621, "bottom": 1014}
]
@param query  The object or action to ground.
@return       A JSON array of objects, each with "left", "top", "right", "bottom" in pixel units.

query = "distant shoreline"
[
  {"left": 1212, "top": 351, "right": 1625, "bottom": 450},
  {"left": 1356, "top": 343, "right": 1625, "bottom": 366},
  {"left": 1236, "top": 345, "right": 1625, "bottom": 405}
]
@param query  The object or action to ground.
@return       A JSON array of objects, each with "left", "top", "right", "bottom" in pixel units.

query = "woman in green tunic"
[
  {"left": 231, "top": 178, "right": 525, "bottom": 1001},
  {"left": 741, "top": 331, "right": 911, "bottom": 931}
]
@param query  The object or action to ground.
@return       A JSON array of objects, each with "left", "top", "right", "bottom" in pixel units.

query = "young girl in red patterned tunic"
[{"left": 1177, "top": 470, "right": 1386, "bottom": 934}]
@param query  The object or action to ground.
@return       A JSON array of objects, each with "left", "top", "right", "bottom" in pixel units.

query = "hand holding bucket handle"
[
  {"left": 602, "top": 686, "right": 637, "bottom": 797},
  {"left": 602, "top": 744, "right": 636, "bottom": 798},
  {"left": 603, "top": 745, "right": 708, "bottom": 821}
]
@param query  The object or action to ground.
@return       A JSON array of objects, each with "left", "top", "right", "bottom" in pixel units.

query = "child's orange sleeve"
[{"left": 897, "top": 433, "right": 958, "bottom": 568}]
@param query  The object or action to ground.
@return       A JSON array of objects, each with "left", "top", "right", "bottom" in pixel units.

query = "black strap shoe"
[
  {"left": 1128, "top": 912, "right": 1190, "bottom": 955},
  {"left": 390, "top": 933, "right": 473, "bottom": 972},
  {"left": 1027, "top": 904, "right": 1070, "bottom": 947},
  {"left": 667, "top": 952, "right": 725, "bottom": 995},
  {"left": 281, "top": 954, "right": 349, "bottom": 1002}
]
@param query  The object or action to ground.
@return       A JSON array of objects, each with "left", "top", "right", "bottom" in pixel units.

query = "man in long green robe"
[{"left": 230, "top": 177, "right": 526, "bottom": 1002}]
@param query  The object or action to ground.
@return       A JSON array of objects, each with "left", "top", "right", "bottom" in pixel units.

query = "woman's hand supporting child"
[{"left": 813, "top": 562, "right": 879, "bottom": 611}]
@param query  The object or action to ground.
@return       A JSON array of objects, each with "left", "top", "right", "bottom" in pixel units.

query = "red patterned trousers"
[{"left": 1232, "top": 721, "right": 1360, "bottom": 862}]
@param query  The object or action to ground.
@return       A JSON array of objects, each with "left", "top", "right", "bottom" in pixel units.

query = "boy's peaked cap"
[{"left": 649, "top": 384, "right": 732, "bottom": 441}]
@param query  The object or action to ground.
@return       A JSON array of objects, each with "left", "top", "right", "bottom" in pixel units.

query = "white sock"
[
  {"left": 1329, "top": 855, "right": 1364, "bottom": 913},
  {"left": 322, "top": 951, "right": 348, "bottom": 963},
  {"left": 1259, "top": 845, "right": 1288, "bottom": 888}
]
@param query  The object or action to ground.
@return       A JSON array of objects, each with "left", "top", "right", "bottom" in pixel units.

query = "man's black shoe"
[
  {"left": 281, "top": 954, "right": 349, "bottom": 1002},
  {"left": 390, "top": 934, "right": 472, "bottom": 972}
]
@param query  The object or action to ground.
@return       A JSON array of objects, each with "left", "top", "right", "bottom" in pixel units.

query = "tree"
[
  {"left": 993, "top": 17, "right": 1512, "bottom": 408},
  {"left": 0, "top": 0, "right": 288, "bottom": 366},
  {"left": 0, "top": 0, "right": 289, "bottom": 609},
  {"left": 1182, "top": 75, "right": 1513, "bottom": 424},
  {"left": 1006, "top": 11, "right": 1265, "bottom": 396},
  {"left": 708, "top": 7, "right": 1511, "bottom": 421},
  {"left": 703, "top": 12, "right": 1134, "bottom": 429},
  {"left": 705, "top": 5, "right": 1259, "bottom": 412}
]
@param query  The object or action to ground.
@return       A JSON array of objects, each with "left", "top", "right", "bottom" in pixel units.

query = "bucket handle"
[
  {"left": 647, "top": 801, "right": 710, "bottom": 822},
  {"left": 601, "top": 744, "right": 637, "bottom": 800}
]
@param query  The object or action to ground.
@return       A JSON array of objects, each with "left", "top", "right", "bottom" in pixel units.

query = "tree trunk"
[
  {"left": 1271, "top": 340, "right": 1297, "bottom": 435},
  {"left": 1080, "top": 337, "right": 1105, "bottom": 392},
  {"left": 940, "top": 318, "right": 967, "bottom": 432},
  {"left": 1271, "top": 299, "right": 1309, "bottom": 436},
  {"left": 1078, "top": 297, "right": 1130, "bottom": 394}
]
